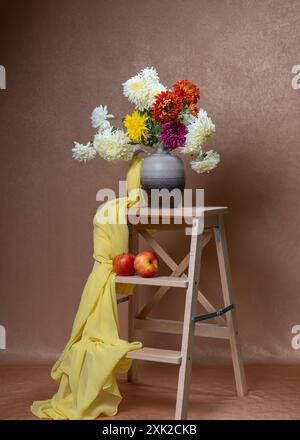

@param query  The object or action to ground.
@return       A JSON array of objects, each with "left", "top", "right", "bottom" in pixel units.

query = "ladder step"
[
  {"left": 127, "top": 347, "right": 182, "bottom": 365},
  {"left": 116, "top": 275, "right": 188, "bottom": 288}
]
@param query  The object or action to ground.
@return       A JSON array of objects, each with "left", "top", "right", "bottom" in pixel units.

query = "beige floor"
[{"left": 0, "top": 363, "right": 299, "bottom": 419}]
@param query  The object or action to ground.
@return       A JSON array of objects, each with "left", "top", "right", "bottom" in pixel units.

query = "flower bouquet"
[{"left": 72, "top": 67, "right": 219, "bottom": 174}]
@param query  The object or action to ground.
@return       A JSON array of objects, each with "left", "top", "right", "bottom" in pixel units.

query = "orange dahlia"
[
  {"left": 151, "top": 91, "right": 183, "bottom": 124},
  {"left": 189, "top": 102, "right": 199, "bottom": 116},
  {"left": 173, "top": 79, "right": 200, "bottom": 105}
]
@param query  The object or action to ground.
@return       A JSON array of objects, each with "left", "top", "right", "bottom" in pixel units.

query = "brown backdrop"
[{"left": 1, "top": 0, "right": 300, "bottom": 365}]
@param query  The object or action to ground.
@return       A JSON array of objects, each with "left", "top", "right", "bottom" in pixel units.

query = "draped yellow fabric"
[{"left": 31, "top": 156, "right": 143, "bottom": 419}]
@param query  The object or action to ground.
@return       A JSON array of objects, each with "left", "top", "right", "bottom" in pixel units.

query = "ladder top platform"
[{"left": 127, "top": 206, "right": 228, "bottom": 221}]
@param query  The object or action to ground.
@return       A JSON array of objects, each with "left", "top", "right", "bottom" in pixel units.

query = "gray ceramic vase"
[{"left": 141, "top": 144, "right": 185, "bottom": 198}]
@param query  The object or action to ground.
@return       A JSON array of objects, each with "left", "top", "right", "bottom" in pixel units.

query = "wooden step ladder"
[{"left": 116, "top": 206, "right": 247, "bottom": 420}]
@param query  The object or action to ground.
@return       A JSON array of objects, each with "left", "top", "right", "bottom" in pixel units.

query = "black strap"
[{"left": 192, "top": 303, "right": 235, "bottom": 323}]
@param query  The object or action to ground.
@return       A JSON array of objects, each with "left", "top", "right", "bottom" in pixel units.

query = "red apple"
[
  {"left": 134, "top": 250, "right": 159, "bottom": 278},
  {"left": 113, "top": 253, "right": 135, "bottom": 276}
]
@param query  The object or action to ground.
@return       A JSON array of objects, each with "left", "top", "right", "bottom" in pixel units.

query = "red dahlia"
[
  {"left": 173, "top": 79, "right": 200, "bottom": 105},
  {"left": 151, "top": 91, "right": 183, "bottom": 124}
]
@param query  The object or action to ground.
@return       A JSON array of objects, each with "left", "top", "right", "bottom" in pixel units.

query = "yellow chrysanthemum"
[{"left": 124, "top": 111, "right": 148, "bottom": 143}]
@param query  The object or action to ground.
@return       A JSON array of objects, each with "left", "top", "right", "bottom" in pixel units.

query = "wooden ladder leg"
[
  {"left": 175, "top": 218, "right": 203, "bottom": 420},
  {"left": 214, "top": 216, "right": 247, "bottom": 397},
  {"left": 127, "top": 225, "right": 139, "bottom": 383}
]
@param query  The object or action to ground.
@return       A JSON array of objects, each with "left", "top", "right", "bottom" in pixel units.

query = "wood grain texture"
[{"left": 127, "top": 347, "right": 182, "bottom": 365}]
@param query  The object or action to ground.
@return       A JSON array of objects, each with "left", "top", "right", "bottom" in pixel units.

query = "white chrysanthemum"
[
  {"left": 180, "top": 109, "right": 216, "bottom": 155},
  {"left": 94, "top": 128, "right": 137, "bottom": 161},
  {"left": 123, "top": 67, "right": 166, "bottom": 110},
  {"left": 91, "top": 105, "right": 114, "bottom": 131},
  {"left": 191, "top": 150, "right": 220, "bottom": 174},
  {"left": 140, "top": 66, "right": 160, "bottom": 82},
  {"left": 72, "top": 141, "right": 97, "bottom": 162}
]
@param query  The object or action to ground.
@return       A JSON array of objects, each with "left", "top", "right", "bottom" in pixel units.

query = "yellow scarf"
[{"left": 31, "top": 156, "right": 143, "bottom": 419}]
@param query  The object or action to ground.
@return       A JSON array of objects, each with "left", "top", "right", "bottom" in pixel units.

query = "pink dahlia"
[{"left": 159, "top": 121, "right": 187, "bottom": 150}]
